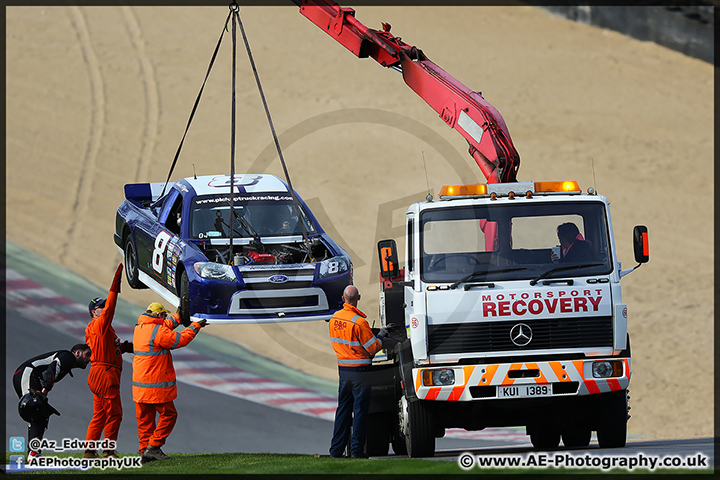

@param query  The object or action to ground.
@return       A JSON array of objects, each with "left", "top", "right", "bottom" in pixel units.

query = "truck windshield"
[
  {"left": 189, "top": 194, "right": 316, "bottom": 239},
  {"left": 420, "top": 201, "right": 612, "bottom": 282}
]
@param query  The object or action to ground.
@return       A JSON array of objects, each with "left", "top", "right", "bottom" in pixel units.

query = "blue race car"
[{"left": 114, "top": 174, "right": 352, "bottom": 325}]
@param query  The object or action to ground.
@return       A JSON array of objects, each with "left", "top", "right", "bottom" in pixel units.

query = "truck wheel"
[
  {"left": 562, "top": 425, "right": 592, "bottom": 448},
  {"left": 529, "top": 426, "right": 561, "bottom": 450},
  {"left": 596, "top": 390, "right": 628, "bottom": 448},
  {"left": 365, "top": 413, "right": 390, "bottom": 456},
  {"left": 390, "top": 415, "right": 407, "bottom": 456},
  {"left": 124, "top": 236, "right": 146, "bottom": 289},
  {"left": 403, "top": 398, "right": 435, "bottom": 458},
  {"left": 179, "top": 270, "right": 191, "bottom": 327}
]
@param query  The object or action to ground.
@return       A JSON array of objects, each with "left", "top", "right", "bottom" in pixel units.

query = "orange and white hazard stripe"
[{"left": 413, "top": 358, "right": 630, "bottom": 401}]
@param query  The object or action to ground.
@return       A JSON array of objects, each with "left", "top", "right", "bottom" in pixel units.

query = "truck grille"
[{"left": 427, "top": 316, "right": 613, "bottom": 355}]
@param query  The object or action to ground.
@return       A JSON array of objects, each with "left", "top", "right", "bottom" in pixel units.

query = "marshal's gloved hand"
[
  {"left": 194, "top": 319, "right": 208, "bottom": 328},
  {"left": 110, "top": 264, "right": 123, "bottom": 294},
  {"left": 376, "top": 323, "right": 398, "bottom": 342},
  {"left": 378, "top": 323, "right": 399, "bottom": 337},
  {"left": 120, "top": 341, "right": 133, "bottom": 354},
  {"left": 378, "top": 323, "right": 404, "bottom": 349}
]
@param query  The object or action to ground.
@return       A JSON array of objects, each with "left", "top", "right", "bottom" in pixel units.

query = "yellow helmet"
[{"left": 146, "top": 302, "right": 170, "bottom": 316}]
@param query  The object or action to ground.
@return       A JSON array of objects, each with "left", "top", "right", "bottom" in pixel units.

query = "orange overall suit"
[
  {"left": 132, "top": 304, "right": 203, "bottom": 454},
  {"left": 85, "top": 264, "right": 131, "bottom": 452}
]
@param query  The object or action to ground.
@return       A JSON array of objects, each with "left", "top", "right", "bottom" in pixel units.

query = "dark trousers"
[
  {"left": 13, "top": 371, "right": 50, "bottom": 452},
  {"left": 329, "top": 368, "right": 371, "bottom": 457}
]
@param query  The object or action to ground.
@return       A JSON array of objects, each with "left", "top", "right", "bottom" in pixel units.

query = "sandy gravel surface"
[{"left": 6, "top": 6, "right": 713, "bottom": 441}]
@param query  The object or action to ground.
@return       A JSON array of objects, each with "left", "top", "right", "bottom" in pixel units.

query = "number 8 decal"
[{"left": 153, "top": 231, "right": 172, "bottom": 273}]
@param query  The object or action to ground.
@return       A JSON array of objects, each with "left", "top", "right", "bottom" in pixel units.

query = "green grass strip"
[{"left": 3, "top": 452, "right": 713, "bottom": 475}]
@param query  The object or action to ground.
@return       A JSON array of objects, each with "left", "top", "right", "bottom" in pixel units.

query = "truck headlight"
[
  {"left": 422, "top": 368, "right": 455, "bottom": 386},
  {"left": 194, "top": 262, "right": 238, "bottom": 282},
  {"left": 318, "top": 256, "right": 350, "bottom": 279},
  {"left": 592, "top": 360, "right": 623, "bottom": 378}
]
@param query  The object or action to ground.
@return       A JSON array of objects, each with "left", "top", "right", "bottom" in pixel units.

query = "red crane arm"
[{"left": 295, "top": 0, "right": 519, "bottom": 183}]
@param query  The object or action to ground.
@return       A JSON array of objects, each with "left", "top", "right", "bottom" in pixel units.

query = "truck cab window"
[{"left": 420, "top": 202, "right": 611, "bottom": 283}]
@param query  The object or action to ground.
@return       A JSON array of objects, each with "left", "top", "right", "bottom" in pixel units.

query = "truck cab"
[{"left": 375, "top": 181, "right": 648, "bottom": 457}]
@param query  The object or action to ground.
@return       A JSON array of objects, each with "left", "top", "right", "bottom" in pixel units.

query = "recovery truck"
[{"left": 295, "top": 1, "right": 650, "bottom": 457}]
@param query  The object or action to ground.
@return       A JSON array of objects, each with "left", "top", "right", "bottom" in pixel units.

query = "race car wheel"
[
  {"left": 179, "top": 270, "right": 191, "bottom": 327},
  {"left": 124, "top": 236, "right": 146, "bottom": 289}
]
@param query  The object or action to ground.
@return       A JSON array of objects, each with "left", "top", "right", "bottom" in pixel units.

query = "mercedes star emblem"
[{"left": 510, "top": 323, "right": 532, "bottom": 346}]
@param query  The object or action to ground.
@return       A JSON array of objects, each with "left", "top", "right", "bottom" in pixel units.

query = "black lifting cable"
[
  {"left": 230, "top": 5, "right": 315, "bottom": 259},
  {"left": 159, "top": 9, "right": 234, "bottom": 199},
  {"left": 229, "top": 3, "right": 238, "bottom": 254}
]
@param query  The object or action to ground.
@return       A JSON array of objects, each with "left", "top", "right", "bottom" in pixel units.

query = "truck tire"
[
  {"left": 596, "top": 390, "right": 628, "bottom": 448},
  {"left": 124, "top": 236, "right": 146, "bottom": 289},
  {"left": 561, "top": 425, "right": 592, "bottom": 448},
  {"left": 179, "top": 270, "right": 191, "bottom": 327},
  {"left": 365, "top": 413, "right": 390, "bottom": 456},
  {"left": 390, "top": 415, "right": 407, "bottom": 456},
  {"left": 404, "top": 399, "right": 435, "bottom": 458},
  {"left": 529, "top": 426, "right": 561, "bottom": 450}
]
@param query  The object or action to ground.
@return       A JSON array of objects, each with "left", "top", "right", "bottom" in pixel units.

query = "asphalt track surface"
[
  {"left": 3, "top": 248, "right": 501, "bottom": 456},
  {"left": 5, "top": 309, "right": 336, "bottom": 455},
  {"left": 3, "top": 246, "right": 714, "bottom": 468},
  {"left": 6, "top": 308, "right": 508, "bottom": 457}
]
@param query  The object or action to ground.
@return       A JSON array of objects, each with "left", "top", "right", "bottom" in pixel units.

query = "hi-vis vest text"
[
  {"left": 329, "top": 304, "right": 382, "bottom": 368},
  {"left": 132, "top": 313, "right": 200, "bottom": 403}
]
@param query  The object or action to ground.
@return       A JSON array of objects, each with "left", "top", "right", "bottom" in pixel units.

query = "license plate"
[{"left": 498, "top": 384, "right": 551, "bottom": 398}]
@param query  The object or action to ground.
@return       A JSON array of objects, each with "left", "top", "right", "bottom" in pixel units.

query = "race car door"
[{"left": 140, "top": 188, "right": 183, "bottom": 296}]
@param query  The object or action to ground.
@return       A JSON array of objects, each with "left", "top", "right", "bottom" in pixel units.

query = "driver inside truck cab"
[{"left": 552, "top": 222, "right": 593, "bottom": 263}]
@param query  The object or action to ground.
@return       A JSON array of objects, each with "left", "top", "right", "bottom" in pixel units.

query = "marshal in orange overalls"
[
  {"left": 85, "top": 264, "right": 132, "bottom": 454},
  {"left": 132, "top": 304, "right": 203, "bottom": 454}
]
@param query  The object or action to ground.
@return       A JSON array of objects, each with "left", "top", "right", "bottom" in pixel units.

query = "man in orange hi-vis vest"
[
  {"left": 328, "top": 285, "right": 390, "bottom": 458},
  {"left": 132, "top": 302, "right": 206, "bottom": 463},
  {"left": 83, "top": 264, "right": 134, "bottom": 459}
]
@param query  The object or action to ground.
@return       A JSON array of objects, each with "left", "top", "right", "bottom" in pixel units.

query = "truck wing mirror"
[
  {"left": 378, "top": 239, "right": 400, "bottom": 279},
  {"left": 633, "top": 226, "right": 649, "bottom": 264}
]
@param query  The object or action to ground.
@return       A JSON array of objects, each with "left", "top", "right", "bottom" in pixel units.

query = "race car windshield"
[{"left": 189, "top": 194, "right": 317, "bottom": 239}]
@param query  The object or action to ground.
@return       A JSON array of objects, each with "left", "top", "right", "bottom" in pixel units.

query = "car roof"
[{"left": 181, "top": 174, "right": 290, "bottom": 197}]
